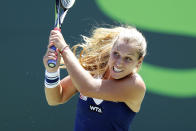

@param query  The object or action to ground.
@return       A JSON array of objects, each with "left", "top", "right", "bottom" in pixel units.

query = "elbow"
[
  {"left": 46, "top": 98, "right": 67, "bottom": 106},
  {"left": 78, "top": 83, "right": 93, "bottom": 96},
  {"left": 79, "top": 79, "right": 99, "bottom": 96},
  {"left": 46, "top": 99, "right": 63, "bottom": 106},
  {"left": 47, "top": 101, "right": 60, "bottom": 106}
]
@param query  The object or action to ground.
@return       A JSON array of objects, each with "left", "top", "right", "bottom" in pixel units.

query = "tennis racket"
[{"left": 48, "top": 0, "right": 75, "bottom": 68}]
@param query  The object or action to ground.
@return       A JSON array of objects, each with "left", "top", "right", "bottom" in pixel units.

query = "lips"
[{"left": 113, "top": 66, "right": 123, "bottom": 73}]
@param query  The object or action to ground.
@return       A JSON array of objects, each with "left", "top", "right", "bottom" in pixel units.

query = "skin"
[
  {"left": 43, "top": 30, "right": 146, "bottom": 112},
  {"left": 108, "top": 37, "right": 142, "bottom": 79}
]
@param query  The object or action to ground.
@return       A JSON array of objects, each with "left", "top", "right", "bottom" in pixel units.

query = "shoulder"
[
  {"left": 125, "top": 73, "right": 146, "bottom": 112},
  {"left": 128, "top": 73, "right": 146, "bottom": 93},
  {"left": 134, "top": 73, "right": 146, "bottom": 90}
]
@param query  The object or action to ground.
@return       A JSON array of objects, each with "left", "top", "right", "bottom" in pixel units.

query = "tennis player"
[{"left": 43, "top": 26, "right": 147, "bottom": 131}]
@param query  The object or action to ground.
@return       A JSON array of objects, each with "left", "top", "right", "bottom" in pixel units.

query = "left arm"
[
  {"left": 49, "top": 30, "right": 146, "bottom": 102},
  {"left": 61, "top": 48, "right": 145, "bottom": 102}
]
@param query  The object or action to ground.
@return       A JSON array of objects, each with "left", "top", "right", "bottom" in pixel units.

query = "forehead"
[{"left": 112, "top": 37, "right": 138, "bottom": 56}]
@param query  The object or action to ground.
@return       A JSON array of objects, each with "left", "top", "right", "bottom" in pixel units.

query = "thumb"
[{"left": 56, "top": 49, "right": 61, "bottom": 64}]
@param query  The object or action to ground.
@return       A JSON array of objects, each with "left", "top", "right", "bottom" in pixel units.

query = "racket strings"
[{"left": 55, "top": 0, "right": 65, "bottom": 28}]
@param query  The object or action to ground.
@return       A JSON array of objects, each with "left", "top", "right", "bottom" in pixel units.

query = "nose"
[{"left": 115, "top": 58, "right": 123, "bottom": 67}]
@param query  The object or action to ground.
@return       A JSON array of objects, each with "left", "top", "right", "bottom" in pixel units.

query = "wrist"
[
  {"left": 45, "top": 69, "right": 60, "bottom": 88},
  {"left": 45, "top": 69, "right": 60, "bottom": 76},
  {"left": 60, "top": 45, "right": 70, "bottom": 54}
]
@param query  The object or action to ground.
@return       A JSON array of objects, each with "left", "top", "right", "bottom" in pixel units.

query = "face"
[{"left": 108, "top": 37, "right": 141, "bottom": 79}]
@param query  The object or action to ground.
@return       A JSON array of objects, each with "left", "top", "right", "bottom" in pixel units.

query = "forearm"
[
  {"left": 61, "top": 48, "right": 97, "bottom": 93},
  {"left": 44, "top": 69, "right": 63, "bottom": 106},
  {"left": 45, "top": 85, "right": 63, "bottom": 106}
]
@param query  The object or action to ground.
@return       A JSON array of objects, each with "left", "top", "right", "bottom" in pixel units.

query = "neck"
[{"left": 103, "top": 68, "right": 112, "bottom": 80}]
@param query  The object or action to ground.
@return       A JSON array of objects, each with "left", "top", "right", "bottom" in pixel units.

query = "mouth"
[{"left": 113, "top": 66, "right": 123, "bottom": 73}]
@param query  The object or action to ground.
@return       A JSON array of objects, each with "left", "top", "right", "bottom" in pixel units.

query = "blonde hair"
[{"left": 61, "top": 26, "right": 147, "bottom": 78}]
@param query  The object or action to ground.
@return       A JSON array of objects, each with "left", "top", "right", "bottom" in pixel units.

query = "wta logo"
[{"left": 89, "top": 104, "right": 103, "bottom": 114}]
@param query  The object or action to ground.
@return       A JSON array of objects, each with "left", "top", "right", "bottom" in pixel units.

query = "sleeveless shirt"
[{"left": 74, "top": 93, "right": 136, "bottom": 131}]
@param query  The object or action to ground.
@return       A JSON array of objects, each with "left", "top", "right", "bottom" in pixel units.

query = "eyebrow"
[
  {"left": 113, "top": 49, "right": 135, "bottom": 56},
  {"left": 127, "top": 54, "right": 135, "bottom": 56}
]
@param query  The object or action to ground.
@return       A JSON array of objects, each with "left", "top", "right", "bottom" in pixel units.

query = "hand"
[
  {"left": 43, "top": 47, "right": 61, "bottom": 73},
  {"left": 49, "top": 30, "right": 68, "bottom": 51}
]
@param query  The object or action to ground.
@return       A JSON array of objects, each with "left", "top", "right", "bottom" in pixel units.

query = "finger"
[
  {"left": 48, "top": 52, "right": 57, "bottom": 57},
  {"left": 50, "top": 30, "right": 59, "bottom": 35},
  {"left": 56, "top": 49, "right": 61, "bottom": 57},
  {"left": 45, "top": 48, "right": 56, "bottom": 58},
  {"left": 49, "top": 31, "right": 58, "bottom": 42},
  {"left": 55, "top": 51, "right": 61, "bottom": 66},
  {"left": 49, "top": 37, "right": 60, "bottom": 47},
  {"left": 48, "top": 48, "right": 56, "bottom": 53},
  {"left": 50, "top": 36, "right": 60, "bottom": 41},
  {"left": 51, "top": 33, "right": 62, "bottom": 40},
  {"left": 50, "top": 30, "right": 56, "bottom": 35},
  {"left": 48, "top": 42, "right": 55, "bottom": 48},
  {"left": 43, "top": 55, "right": 56, "bottom": 64},
  {"left": 49, "top": 36, "right": 58, "bottom": 43},
  {"left": 46, "top": 55, "right": 57, "bottom": 61},
  {"left": 57, "top": 51, "right": 61, "bottom": 61}
]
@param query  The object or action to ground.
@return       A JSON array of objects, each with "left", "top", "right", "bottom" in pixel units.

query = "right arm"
[
  {"left": 45, "top": 75, "right": 78, "bottom": 106},
  {"left": 43, "top": 40, "right": 77, "bottom": 106}
]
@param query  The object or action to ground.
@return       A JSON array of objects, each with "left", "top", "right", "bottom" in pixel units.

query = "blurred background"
[{"left": 0, "top": 0, "right": 196, "bottom": 130}]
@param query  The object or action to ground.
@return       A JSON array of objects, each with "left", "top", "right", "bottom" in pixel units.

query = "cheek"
[
  {"left": 130, "top": 63, "right": 138, "bottom": 71},
  {"left": 125, "top": 66, "right": 133, "bottom": 72},
  {"left": 108, "top": 57, "right": 115, "bottom": 65},
  {"left": 109, "top": 54, "right": 114, "bottom": 60},
  {"left": 125, "top": 63, "right": 137, "bottom": 71}
]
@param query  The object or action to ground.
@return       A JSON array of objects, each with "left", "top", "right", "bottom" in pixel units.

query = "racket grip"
[{"left": 47, "top": 27, "right": 61, "bottom": 68}]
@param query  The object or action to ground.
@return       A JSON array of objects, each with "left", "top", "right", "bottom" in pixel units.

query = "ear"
[{"left": 137, "top": 56, "right": 144, "bottom": 67}]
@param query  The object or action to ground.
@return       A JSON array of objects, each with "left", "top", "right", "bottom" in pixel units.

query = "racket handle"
[{"left": 47, "top": 27, "right": 61, "bottom": 68}]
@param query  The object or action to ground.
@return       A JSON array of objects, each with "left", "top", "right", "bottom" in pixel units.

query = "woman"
[{"left": 43, "top": 26, "right": 147, "bottom": 131}]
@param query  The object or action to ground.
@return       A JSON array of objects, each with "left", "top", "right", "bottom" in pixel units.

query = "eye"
[
  {"left": 113, "top": 52, "right": 119, "bottom": 57},
  {"left": 125, "top": 57, "right": 132, "bottom": 62}
]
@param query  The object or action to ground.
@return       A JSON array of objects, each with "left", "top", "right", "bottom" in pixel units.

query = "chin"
[
  {"left": 111, "top": 72, "right": 132, "bottom": 80},
  {"left": 110, "top": 74, "right": 125, "bottom": 80}
]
